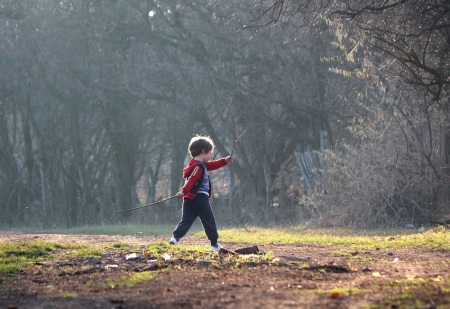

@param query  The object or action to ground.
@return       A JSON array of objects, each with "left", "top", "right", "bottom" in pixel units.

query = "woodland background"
[{"left": 0, "top": 0, "right": 448, "bottom": 228}]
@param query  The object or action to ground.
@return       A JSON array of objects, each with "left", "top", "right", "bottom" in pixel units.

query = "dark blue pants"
[{"left": 172, "top": 194, "right": 219, "bottom": 245}]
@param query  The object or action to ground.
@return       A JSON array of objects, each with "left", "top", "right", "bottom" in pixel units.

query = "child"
[{"left": 169, "top": 135, "right": 233, "bottom": 251}]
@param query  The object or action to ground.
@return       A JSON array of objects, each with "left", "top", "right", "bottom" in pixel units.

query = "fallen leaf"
[{"left": 330, "top": 291, "right": 341, "bottom": 298}]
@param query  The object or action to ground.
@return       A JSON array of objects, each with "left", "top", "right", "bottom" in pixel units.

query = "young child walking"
[{"left": 169, "top": 135, "right": 233, "bottom": 251}]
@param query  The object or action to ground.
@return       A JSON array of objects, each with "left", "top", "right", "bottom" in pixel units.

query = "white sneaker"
[
  {"left": 210, "top": 243, "right": 221, "bottom": 252},
  {"left": 169, "top": 236, "right": 178, "bottom": 245}
]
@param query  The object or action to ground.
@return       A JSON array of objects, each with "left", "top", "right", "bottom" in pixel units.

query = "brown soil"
[{"left": 0, "top": 232, "right": 449, "bottom": 309}]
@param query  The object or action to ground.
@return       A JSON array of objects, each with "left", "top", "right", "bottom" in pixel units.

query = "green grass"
[
  {"left": 6, "top": 222, "right": 218, "bottom": 237},
  {"left": 295, "top": 286, "right": 370, "bottom": 296},
  {"left": 10, "top": 224, "right": 195, "bottom": 236},
  {"left": 0, "top": 241, "right": 59, "bottom": 273},
  {"left": 5, "top": 224, "right": 450, "bottom": 251},
  {"left": 105, "top": 271, "right": 156, "bottom": 287},
  {"left": 59, "top": 292, "right": 78, "bottom": 298},
  {"left": 0, "top": 241, "right": 109, "bottom": 273},
  {"left": 365, "top": 276, "right": 450, "bottom": 309},
  {"left": 207, "top": 226, "right": 450, "bottom": 250},
  {"left": 61, "top": 244, "right": 104, "bottom": 258},
  {"left": 146, "top": 242, "right": 211, "bottom": 260}
]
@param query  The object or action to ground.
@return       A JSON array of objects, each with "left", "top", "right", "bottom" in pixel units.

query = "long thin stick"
[
  {"left": 230, "top": 128, "right": 248, "bottom": 157},
  {"left": 114, "top": 195, "right": 177, "bottom": 214}
]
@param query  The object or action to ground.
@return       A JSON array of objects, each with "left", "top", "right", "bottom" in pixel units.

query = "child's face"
[{"left": 200, "top": 150, "right": 212, "bottom": 162}]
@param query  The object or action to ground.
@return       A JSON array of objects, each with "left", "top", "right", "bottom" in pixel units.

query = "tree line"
[{"left": 0, "top": 0, "right": 448, "bottom": 228}]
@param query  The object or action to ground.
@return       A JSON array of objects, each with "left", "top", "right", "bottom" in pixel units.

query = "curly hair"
[{"left": 188, "top": 135, "right": 215, "bottom": 157}]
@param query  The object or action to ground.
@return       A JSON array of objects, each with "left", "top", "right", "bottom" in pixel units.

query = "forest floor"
[{"left": 0, "top": 231, "right": 449, "bottom": 309}]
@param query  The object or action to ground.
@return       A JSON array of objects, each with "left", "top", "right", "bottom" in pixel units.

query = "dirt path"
[{"left": 1, "top": 232, "right": 449, "bottom": 309}]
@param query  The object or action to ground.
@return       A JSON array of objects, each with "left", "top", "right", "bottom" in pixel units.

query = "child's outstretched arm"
[{"left": 206, "top": 156, "right": 233, "bottom": 171}]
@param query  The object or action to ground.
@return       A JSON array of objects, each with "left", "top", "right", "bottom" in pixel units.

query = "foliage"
[
  {"left": 0, "top": 0, "right": 448, "bottom": 228},
  {"left": 244, "top": 0, "right": 450, "bottom": 227}
]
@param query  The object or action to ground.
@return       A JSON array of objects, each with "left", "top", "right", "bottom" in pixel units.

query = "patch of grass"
[
  {"left": 85, "top": 279, "right": 94, "bottom": 286},
  {"left": 144, "top": 242, "right": 274, "bottom": 270},
  {"left": 0, "top": 241, "right": 109, "bottom": 273},
  {"left": 109, "top": 242, "right": 130, "bottom": 249},
  {"left": 208, "top": 226, "right": 450, "bottom": 250},
  {"left": 11, "top": 224, "right": 201, "bottom": 236},
  {"left": 59, "top": 292, "right": 77, "bottom": 298},
  {"left": 295, "top": 286, "right": 370, "bottom": 296},
  {"left": 331, "top": 249, "right": 372, "bottom": 263},
  {"left": 105, "top": 271, "right": 156, "bottom": 287},
  {"left": 0, "top": 241, "right": 58, "bottom": 273},
  {"left": 331, "top": 249, "right": 353, "bottom": 258},
  {"left": 54, "top": 243, "right": 104, "bottom": 258},
  {"left": 146, "top": 242, "right": 210, "bottom": 260},
  {"left": 366, "top": 276, "right": 450, "bottom": 309},
  {"left": 369, "top": 290, "right": 432, "bottom": 309},
  {"left": 293, "top": 276, "right": 450, "bottom": 309},
  {"left": 299, "top": 263, "right": 310, "bottom": 269},
  {"left": 63, "top": 246, "right": 103, "bottom": 258}
]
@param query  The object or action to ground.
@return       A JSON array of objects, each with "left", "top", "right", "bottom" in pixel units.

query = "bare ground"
[{"left": 0, "top": 232, "right": 449, "bottom": 309}]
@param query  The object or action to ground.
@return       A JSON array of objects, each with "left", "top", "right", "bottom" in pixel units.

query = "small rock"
[
  {"left": 143, "top": 264, "right": 159, "bottom": 271},
  {"left": 84, "top": 259, "right": 101, "bottom": 265},
  {"left": 110, "top": 299, "right": 124, "bottom": 304},
  {"left": 126, "top": 253, "right": 139, "bottom": 261},
  {"left": 197, "top": 260, "right": 211, "bottom": 268},
  {"left": 101, "top": 253, "right": 111, "bottom": 259},
  {"left": 58, "top": 262, "right": 76, "bottom": 267},
  {"left": 235, "top": 245, "right": 259, "bottom": 255}
]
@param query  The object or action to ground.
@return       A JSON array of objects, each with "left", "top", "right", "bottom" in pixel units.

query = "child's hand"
[
  {"left": 225, "top": 156, "right": 233, "bottom": 164},
  {"left": 176, "top": 191, "right": 184, "bottom": 199}
]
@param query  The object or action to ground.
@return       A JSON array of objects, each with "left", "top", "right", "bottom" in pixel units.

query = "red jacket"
[{"left": 181, "top": 158, "right": 228, "bottom": 199}]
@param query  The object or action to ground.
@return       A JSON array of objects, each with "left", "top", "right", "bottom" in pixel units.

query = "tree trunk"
[
  {"left": 263, "top": 161, "right": 271, "bottom": 222},
  {"left": 0, "top": 106, "right": 20, "bottom": 226}
]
